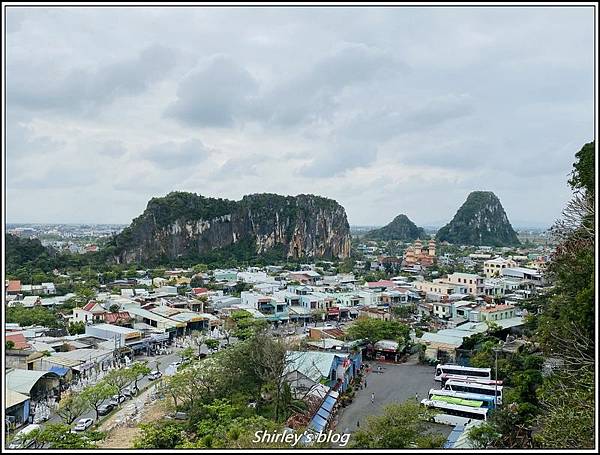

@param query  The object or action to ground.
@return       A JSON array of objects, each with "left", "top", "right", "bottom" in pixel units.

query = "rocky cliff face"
[
  {"left": 436, "top": 191, "right": 520, "bottom": 246},
  {"left": 364, "top": 214, "right": 425, "bottom": 241},
  {"left": 108, "top": 192, "right": 351, "bottom": 264}
]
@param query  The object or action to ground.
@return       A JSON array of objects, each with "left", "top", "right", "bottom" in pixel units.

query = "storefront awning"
[{"left": 48, "top": 366, "right": 70, "bottom": 377}]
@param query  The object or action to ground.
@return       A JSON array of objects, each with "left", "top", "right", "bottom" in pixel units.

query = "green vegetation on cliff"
[
  {"left": 363, "top": 214, "right": 426, "bottom": 241},
  {"left": 436, "top": 191, "right": 520, "bottom": 246},
  {"left": 107, "top": 191, "right": 351, "bottom": 265}
]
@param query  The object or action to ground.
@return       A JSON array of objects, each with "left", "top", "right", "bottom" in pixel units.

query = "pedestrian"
[
  {"left": 364, "top": 379, "right": 367, "bottom": 388},
  {"left": 357, "top": 420, "right": 360, "bottom": 429},
  {"left": 371, "top": 392, "right": 375, "bottom": 405},
  {"left": 415, "top": 392, "right": 419, "bottom": 402}
]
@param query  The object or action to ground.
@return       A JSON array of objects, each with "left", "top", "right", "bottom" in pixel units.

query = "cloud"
[
  {"left": 4, "top": 7, "right": 594, "bottom": 226},
  {"left": 143, "top": 139, "right": 212, "bottom": 169},
  {"left": 165, "top": 56, "right": 259, "bottom": 127},
  {"left": 7, "top": 44, "right": 177, "bottom": 114}
]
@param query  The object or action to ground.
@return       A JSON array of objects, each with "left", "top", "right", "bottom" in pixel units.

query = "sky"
[{"left": 5, "top": 6, "right": 595, "bottom": 228}]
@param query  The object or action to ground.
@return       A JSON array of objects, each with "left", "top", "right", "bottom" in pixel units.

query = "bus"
[
  {"left": 444, "top": 380, "right": 503, "bottom": 405},
  {"left": 428, "top": 388, "right": 497, "bottom": 409},
  {"left": 420, "top": 399, "right": 488, "bottom": 426},
  {"left": 440, "top": 374, "right": 503, "bottom": 387},
  {"left": 434, "top": 364, "right": 491, "bottom": 382}
]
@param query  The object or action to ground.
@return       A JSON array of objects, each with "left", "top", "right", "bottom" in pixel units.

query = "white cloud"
[{"left": 5, "top": 6, "right": 594, "bottom": 227}]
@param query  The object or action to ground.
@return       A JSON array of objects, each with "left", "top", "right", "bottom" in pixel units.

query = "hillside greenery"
[
  {"left": 436, "top": 191, "right": 520, "bottom": 246},
  {"left": 467, "top": 141, "right": 595, "bottom": 449},
  {"left": 364, "top": 214, "right": 426, "bottom": 241}
]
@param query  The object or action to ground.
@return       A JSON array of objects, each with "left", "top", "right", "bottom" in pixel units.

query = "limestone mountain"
[
  {"left": 106, "top": 192, "right": 351, "bottom": 264},
  {"left": 436, "top": 191, "right": 520, "bottom": 246},
  {"left": 364, "top": 214, "right": 426, "bottom": 241}
]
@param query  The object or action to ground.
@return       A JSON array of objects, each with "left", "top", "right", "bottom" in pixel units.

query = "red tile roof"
[
  {"left": 6, "top": 280, "right": 21, "bottom": 293},
  {"left": 103, "top": 312, "right": 131, "bottom": 324},
  {"left": 192, "top": 287, "right": 208, "bottom": 295},
  {"left": 6, "top": 333, "right": 30, "bottom": 350},
  {"left": 82, "top": 300, "right": 96, "bottom": 312},
  {"left": 367, "top": 280, "right": 396, "bottom": 288}
]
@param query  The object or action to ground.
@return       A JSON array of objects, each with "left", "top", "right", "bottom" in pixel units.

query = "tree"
[
  {"left": 30, "top": 423, "right": 105, "bottom": 449},
  {"left": 347, "top": 317, "right": 410, "bottom": 347},
  {"left": 228, "top": 310, "right": 268, "bottom": 340},
  {"left": 103, "top": 368, "right": 134, "bottom": 400},
  {"left": 55, "top": 393, "right": 88, "bottom": 425},
  {"left": 392, "top": 304, "right": 415, "bottom": 319},
  {"left": 129, "top": 361, "right": 151, "bottom": 391},
  {"left": 6, "top": 340, "right": 15, "bottom": 350},
  {"left": 80, "top": 381, "right": 118, "bottom": 420},
  {"left": 180, "top": 346, "right": 196, "bottom": 363},
  {"left": 351, "top": 402, "right": 445, "bottom": 448},
  {"left": 205, "top": 338, "right": 220, "bottom": 351},
  {"left": 68, "top": 321, "right": 86, "bottom": 335},
  {"left": 133, "top": 421, "right": 186, "bottom": 449}
]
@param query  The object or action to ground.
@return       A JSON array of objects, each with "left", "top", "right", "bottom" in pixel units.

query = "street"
[{"left": 335, "top": 359, "right": 449, "bottom": 438}]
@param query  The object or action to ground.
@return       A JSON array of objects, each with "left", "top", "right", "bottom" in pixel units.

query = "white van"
[{"left": 8, "top": 424, "right": 41, "bottom": 449}]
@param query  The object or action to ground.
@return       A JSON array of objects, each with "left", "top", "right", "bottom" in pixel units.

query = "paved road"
[
  {"left": 336, "top": 360, "right": 439, "bottom": 434},
  {"left": 42, "top": 349, "right": 185, "bottom": 429}
]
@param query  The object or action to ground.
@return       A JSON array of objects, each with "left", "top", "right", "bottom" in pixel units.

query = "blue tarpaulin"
[
  {"left": 443, "top": 424, "right": 465, "bottom": 448},
  {"left": 317, "top": 406, "right": 331, "bottom": 421},
  {"left": 48, "top": 366, "right": 69, "bottom": 377},
  {"left": 308, "top": 414, "right": 328, "bottom": 432},
  {"left": 321, "top": 397, "right": 335, "bottom": 413}
]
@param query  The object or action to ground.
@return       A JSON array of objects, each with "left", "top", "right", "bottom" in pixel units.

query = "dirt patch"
[{"left": 98, "top": 386, "right": 168, "bottom": 449}]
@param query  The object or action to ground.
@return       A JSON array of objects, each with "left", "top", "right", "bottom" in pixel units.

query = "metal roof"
[
  {"left": 6, "top": 369, "right": 59, "bottom": 395},
  {"left": 6, "top": 389, "right": 29, "bottom": 408}
]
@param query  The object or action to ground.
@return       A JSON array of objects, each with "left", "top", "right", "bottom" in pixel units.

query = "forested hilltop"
[
  {"left": 104, "top": 192, "right": 352, "bottom": 265},
  {"left": 363, "top": 214, "right": 426, "bottom": 241},
  {"left": 436, "top": 191, "right": 521, "bottom": 246}
]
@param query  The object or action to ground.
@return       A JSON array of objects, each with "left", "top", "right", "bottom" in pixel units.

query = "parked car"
[
  {"left": 109, "top": 395, "right": 126, "bottom": 406},
  {"left": 97, "top": 403, "right": 114, "bottom": 416},
  {"left": 73, "top": 418, "right": 94, "bottom": 432},
  {"left": 122, "top": 387, "right": 136, "bottom": 398},
  {"left": 148, "top": 370, "right": 162, "bottom": 380}
]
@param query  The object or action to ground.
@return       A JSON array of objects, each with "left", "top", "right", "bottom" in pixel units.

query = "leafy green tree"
[
  {"left": 68, "top": 321, "right": 86, "bottom": 335},
  {"left": 228, "top": 310, "right": 268, "bottom": 340},
  {"left": 392, "top": 304, "right": 415, "bottom": 319},
  {"left": 129, "top": 361, "right": 151, "bottom": 391},
  {"left": 351, "top": 402, "right": 445, "bottom": 448},
  {"left": 28, "top": 423, "right": 105, "bottom": 449},
  {"left": 180, "top": 346, "right": 196, "bottom": 363},
  {"left": 347, "top": 317, "right": 410, "bottom": 347},
  {"left": 6, "top": 304, "right": 63, "bottom": 328},
  {"left": 6, "top": 340, "right": 15, "bottom": 350},
  {"left": 80, "top": 381, "right": 118, "bottom": 420},
  {"left": 55, "top": 394, "right": 88, "bottom": 424},
  {"left": 103, "top": 368, "right": 134, "bottom": 400},
  {"left": 568, "top": 141, "right": 594, "bottom": 195},
  {"left": 204, "top": 338, "right": 220, "bottom": 351}
]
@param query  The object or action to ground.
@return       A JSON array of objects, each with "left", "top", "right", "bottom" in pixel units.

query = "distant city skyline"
[{"left": 5, "top": 7, "right": 594, "bottom": 227}]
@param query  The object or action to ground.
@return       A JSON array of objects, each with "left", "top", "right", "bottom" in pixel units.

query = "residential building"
[
  {"left": 483, "top": 257, "right": 517, "bottom": 278},
  {"left": 445, "top": 273, "right": 484, "bottom": 296}
]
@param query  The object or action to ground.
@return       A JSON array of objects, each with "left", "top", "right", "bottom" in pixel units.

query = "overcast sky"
[{"left": 5, "top": 6, "right": 595, "bottom": 228}]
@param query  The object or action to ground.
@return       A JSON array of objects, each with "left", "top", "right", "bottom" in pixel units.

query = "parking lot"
[{"left": 335, "top": 358, "right": 446, "bottom": 434}]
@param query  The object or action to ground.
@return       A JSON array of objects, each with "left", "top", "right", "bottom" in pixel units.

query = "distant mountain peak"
[
  {"left": 436, "top": 191, "right": 520, "bottom": 246},
  {"left": 363, "top": 213, "right": 425, "bottom": 241}
]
